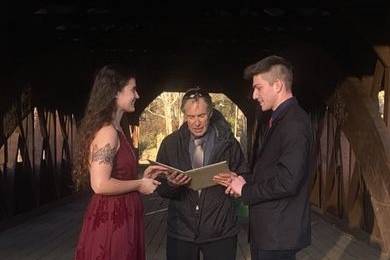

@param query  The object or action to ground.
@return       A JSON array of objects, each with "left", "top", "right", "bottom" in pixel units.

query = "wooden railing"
[
  {"left": 0, "top": 87, "right": 76, "bottom": 222},
  {"left": 310, "top": 109, "right": 381, "bottom": 242},
  {"left": 310, "top": 46, "right": 390, "bottom": 255}
]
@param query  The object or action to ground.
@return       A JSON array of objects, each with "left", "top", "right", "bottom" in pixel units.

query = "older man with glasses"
[{"left": 156, "top": 88, "right": 248, "bottom": 260}]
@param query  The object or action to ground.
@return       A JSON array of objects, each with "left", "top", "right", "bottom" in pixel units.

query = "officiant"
[{"left": 155, "top": 87, "right": 248, "bottom": 260}]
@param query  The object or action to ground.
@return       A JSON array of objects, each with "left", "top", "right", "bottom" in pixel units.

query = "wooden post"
[
  {"left": 374, "top": 46, "right": 390, "bottom": 67},
  {"left": 33, "top": 107, "right": 43, "bottom": 206},
  {"left": 383, "top": 68, "right": 390, "bottom": 126},
  {"left": 370, "top": 60, "right": 384, "bottom": 101},
  {"left": 6, "top": 131, "right": 19, "bottom": 216},
  {"left": 331, "top": 78, "right": 390, "bottom": 254}
]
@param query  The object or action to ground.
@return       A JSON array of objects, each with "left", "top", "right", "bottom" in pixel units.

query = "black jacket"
[
  {"left": 156, "top": 110, "right": 248, "bottom": 243},
  {"left": 242, "top": 100, "right": 312, "bottom": 250}
]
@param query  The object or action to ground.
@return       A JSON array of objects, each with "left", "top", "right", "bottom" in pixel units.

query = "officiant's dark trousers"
[{"left": 166, "top": 235, "right": 237, "bottom": 260}]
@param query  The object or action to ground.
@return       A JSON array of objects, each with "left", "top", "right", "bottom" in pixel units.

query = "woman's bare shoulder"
[{"left": 92, "top": 124, "right": 119, "bottom": 148}]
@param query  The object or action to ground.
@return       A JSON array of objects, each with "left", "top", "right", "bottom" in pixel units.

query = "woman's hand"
[
  {"left": 138, "top": 178, "right": 161, "bottom": 194},
  {"left": 143, "top": 165, "right": 168, "bottom": 179}
]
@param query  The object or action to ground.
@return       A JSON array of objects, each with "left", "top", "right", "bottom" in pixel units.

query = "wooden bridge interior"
[{"left": 3, "top": 4, "right": 390, "bottom": 259}]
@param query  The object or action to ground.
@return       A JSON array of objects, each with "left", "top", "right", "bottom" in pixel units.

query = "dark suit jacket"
[{"left": 242, "top": 100, "right": 312, "bottom": 250}]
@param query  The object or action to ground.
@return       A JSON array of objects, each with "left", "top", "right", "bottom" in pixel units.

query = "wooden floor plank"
[
  {"left": 0, "top": 194, "right": 387, "bottom": 260},
  {"left": 146, "top": 213, "right": 167, "bottom": 260},
  {"left": 237, "top": 225, "right": 250, "bottom": 260},
  {"left": 310, "top": 215, "right": 381, "bottom": 260}
]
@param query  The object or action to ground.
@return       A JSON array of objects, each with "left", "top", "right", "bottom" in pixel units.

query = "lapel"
[
  {"left": 178, "top": 126, "right": 193, "bottom": 171},
  {"left": 250, "top": 110, "right": 271, "bottom": 169},
  {"left": 255, "top": 102, "right": 296, "bottom": 159}
]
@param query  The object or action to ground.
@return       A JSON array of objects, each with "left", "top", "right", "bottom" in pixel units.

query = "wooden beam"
[
  {"left": 384, "top": 68, "right": 390, "bottom": 126},
  {"left": 371, "top": 59, "right": 384, "bottom": 100},
  {"left": 33, "top": 108, "right": 43, "bottom": 206},
  {"left": 5, "top": 131, "right": 19, "bottom": 216},
  {"left": 331, "top": 78, "right": 390, "bottom": 254},
  {"left": 374, "top": 45, "right": 390, "bottom": 68}
]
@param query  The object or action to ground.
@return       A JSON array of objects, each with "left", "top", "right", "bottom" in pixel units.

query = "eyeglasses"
[{"left": 182, "top": 88, "right": 211, "bottom": 100}]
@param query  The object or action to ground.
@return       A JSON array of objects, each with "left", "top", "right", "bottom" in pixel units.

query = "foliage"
[{"left": 138, "top": 92, "right": 247, "bottom": 163}]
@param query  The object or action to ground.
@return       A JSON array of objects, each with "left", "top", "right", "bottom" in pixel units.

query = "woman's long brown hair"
[{"left": 73, "top": 64, "right": 135, "bottom": 190}]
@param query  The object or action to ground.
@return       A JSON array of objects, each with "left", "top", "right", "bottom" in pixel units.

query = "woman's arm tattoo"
[{"left": 91, "top": 143, "right": 116, "bottom": 165}]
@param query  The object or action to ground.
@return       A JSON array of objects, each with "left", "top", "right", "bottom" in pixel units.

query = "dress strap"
[{"left": 116, "top": 129, "right": 137, "bottom": 160}]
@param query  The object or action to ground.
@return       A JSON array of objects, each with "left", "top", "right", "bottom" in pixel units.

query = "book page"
[
  {"left": 185, "top": 161, "right": 229, "bottom": 190},
  {"left": 147, "top": 160, "right": 185, "bottom": 174},
  {"left": 147, "top": 160, "right": 229, "bottom": 190}
]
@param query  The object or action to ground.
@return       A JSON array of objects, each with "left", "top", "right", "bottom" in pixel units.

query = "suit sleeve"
[
  {"left": 241, "top": 121, "right": 311, "bottom": 205},
  {"left": 155, "top": 138, "right": 185, "bottom": 199},
  {"left": 229, "top": 138, "right": 250, "bottom": 176}
]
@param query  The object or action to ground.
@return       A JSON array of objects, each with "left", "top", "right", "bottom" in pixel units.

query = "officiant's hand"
[
  {"left": 167, "top": 171, "right": 191, "bottom": 187},
  {"left": 213, "top": 171, "right": 237, "bottom": 187}
]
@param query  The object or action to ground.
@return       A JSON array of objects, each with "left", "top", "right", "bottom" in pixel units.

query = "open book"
[{"left": 147, "top": 160, "right": 229, "bottom": 191}]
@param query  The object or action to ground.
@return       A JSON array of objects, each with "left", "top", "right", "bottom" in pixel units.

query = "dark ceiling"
[{"left": 4, "top": 4, "right": 390, "bottom": 117}]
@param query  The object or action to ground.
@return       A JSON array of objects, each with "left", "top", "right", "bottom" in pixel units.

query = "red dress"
[{"left": 75, "top": 132, "right": 145, "bottom": 260}]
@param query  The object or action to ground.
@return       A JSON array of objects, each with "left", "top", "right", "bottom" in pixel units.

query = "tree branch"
[{"left": 146, "top": 107, "right": 166, "bottom": 119}]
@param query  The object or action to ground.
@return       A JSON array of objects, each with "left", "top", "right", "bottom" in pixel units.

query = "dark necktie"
[
  {"left": 268, "top": 117, "right": 273, "bottom": 129},
  {"left": 256, "top": 117, "right": 273, "bottom": 158}
]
